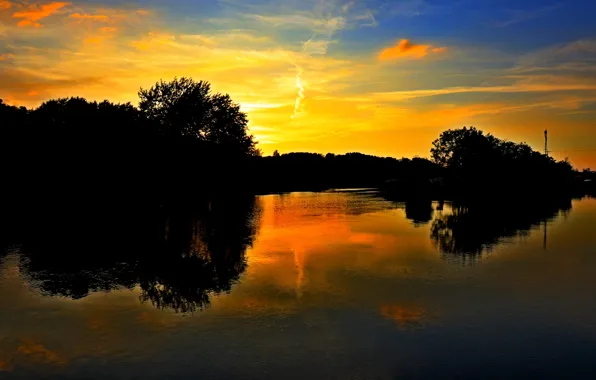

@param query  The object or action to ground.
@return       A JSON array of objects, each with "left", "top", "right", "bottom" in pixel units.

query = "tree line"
[
  {"left": 428, "top": 127, "right": 593, "bottom": 200},
  {"left": 2, "top": 77, "right": 593, "bottom": 215}
]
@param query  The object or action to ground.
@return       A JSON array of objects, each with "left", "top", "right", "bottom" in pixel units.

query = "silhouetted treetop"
[
  {"left": 430, "top": 126, "right": 574, "bottom": 197},
  {"left": 431, "top": 127, "right": 492, "bottom": 169},
  {"left": 138, "top": 77, "right": 259, "bottom": 156}
]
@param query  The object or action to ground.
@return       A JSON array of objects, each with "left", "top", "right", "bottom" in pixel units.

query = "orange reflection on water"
[
  {"left": 247, "top": 193, "right": 362, "bottom": 299},
  {"left": 222, "top": 193, "right": 437, "bottom": 316},
  {"left": 0, "top": 359, "right": 12, "bottom": 372},
  {"left": 380, "top": 305, "right": 427, "bottom": 329},
  {"left": 0, "top": 339, "right": 69, "bottom": 371},
  {"left": 16, "top": 339, "right": 68, "bottom": 366}
]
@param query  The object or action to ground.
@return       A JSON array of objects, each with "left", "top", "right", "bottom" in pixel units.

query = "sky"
[{"left": 1, "top": 0, "right": 596, "bottom": 168}]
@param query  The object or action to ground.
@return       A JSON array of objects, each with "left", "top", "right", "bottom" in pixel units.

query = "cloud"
[
  {"left": 12, "top": 2, "right": 69, "bottom": 27},
  {"left": 98, "top": 26, "right": 116, "bottom": 33},
  {"left": 495, "top": 3, "right": 561, "bottom": 28},
  {"left": 83, "top": 26, "right": 117, "bottom": 44},
  {"left": 302, "top": 37, "right": 337, "bottom": 55},
  {"left": 419, "top": 97, "right": 596, "bottom": 125},
  {"left": 0, "top": 0, "right": 11, "bottom": 10},
  {"left": 379, "top": 39, "right": 447, "bottom": 61},
  {"left": 247, "top": 4, "right": 353, "bottom": 120},
  {"left": 354, "top": 11, "right": 377, "bottom": 27},
  {"left": 373, "top": 80, "right": 596, "bottom": 102},
  {"left": 131, "top": 32, "right": 176, "bottom": 51},
  {"left": 513, "top": 39, "right": 596, "bottom": 72},
  {"left": 0, "top": 64, "right": 110, "bottom": 105},
  {"left": 69, "top": 12, "right": 109, "bottom": 22},
  {"left": 382, "top": 0, "right": 429, "bottom": 16},
  {"left": 250, "top": 13, "right": 346, "bottom": 35},
  {"left": 179, "top": 32, "right": 271, "bottom": 47}
]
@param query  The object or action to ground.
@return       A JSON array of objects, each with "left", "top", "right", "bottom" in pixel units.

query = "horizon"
[{"left": 1, "top": 0, "right": 596, "bottom": 169}]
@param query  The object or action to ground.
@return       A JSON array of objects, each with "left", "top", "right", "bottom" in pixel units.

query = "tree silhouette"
[
  {"left": 430, "top": 126, "right": 575, "bottom": 198},
  {"left": 431, "top": 127, "right": 497, "bottom": 170},
  {"left": 2, "top": 90, "right": 591, "bottom": 229},
  {"left": 139, "top": 77, "right": 259, "bottom": 156},
  {"left": 254, "top": 151, "right": 443, "bottom": 193}
]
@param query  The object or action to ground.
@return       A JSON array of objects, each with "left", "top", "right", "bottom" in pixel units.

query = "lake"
[{"left": 1, "top": 191, "right": 595, "bottom": 379}]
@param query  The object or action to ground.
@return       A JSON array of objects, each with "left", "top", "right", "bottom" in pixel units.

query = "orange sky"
[{"left": 1, "top": 1, "right": 596, "bottom": 168}]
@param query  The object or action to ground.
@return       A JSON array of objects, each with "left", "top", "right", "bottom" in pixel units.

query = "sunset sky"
[{"left": 1, "top": 0, "right": 596, "bottom": 168}]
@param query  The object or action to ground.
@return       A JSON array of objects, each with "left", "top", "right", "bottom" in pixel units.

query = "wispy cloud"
[
  {"left": 247, "top": 1, "right": 360, "bottom": 119},
  {"left": 514, "top": 39, "right": 596, "bottom": 70},
  {"left": 379, "top": 39, "right": 447, "bottom": 61},
  {"left": 373, "top": 81, "right": 596, "bottom": 102},
  {"left": 250, "top": 13, "right": 346, "bottom": 34},
  {"left": 69, "top": 12, "right": 110, "bottom": 22},
  {"left": 354, "top": 10, "right": 377, "bottom": 27},
  {"left": 12, "top": 2, "right": 69, "bottom": 28},
  {"left": 495, "top": 3, "right": 561, "bottom": 27}
]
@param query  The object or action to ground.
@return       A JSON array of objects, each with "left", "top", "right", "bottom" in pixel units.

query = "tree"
[
  {"left": 272, "top": 150, "right": 280, "bottom": 158},
  {"left": 430, "top": 127, "right": 496, "bottom": 170},
  {"left": 430, "top": 126, "right": 574, "bottom": 197},
  {"left": 138, "top": 77, "right": 259, "bottom": 156}
]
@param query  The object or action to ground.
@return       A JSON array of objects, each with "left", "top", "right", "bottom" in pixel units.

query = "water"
[{"left": 1, "top": 191, "right": 595, "bottom": 379}]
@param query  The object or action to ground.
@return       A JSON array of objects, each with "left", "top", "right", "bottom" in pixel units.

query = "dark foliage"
[
  {"left": 430, "top": 127, "right": 576, "bottom": 199},
  {"left": 3, "top": 91, "right": 587, "bottom": 207},
  {"left": 1, "top": 79, "right": 259, "bottom": 216},
  {"left": 253, "top": 152, "right": 443, "bottom": 193},
  {"left": 139, "top": 77, "right": 259, "bottom": 156}
]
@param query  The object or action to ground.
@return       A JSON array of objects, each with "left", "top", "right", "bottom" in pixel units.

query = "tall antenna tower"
[{"left": 544, "top": 129, "right": 549, "bottom": 156}]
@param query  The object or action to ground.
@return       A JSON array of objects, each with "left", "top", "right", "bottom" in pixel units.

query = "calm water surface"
[{"left": 1, "top": 191, "right": 595, "bottom": 379}]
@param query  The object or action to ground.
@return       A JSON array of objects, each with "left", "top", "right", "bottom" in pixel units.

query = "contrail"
[
  {"left": 288, "top": 0, "right": 353, "bottom": 119},
  {"left": 291, "top": 64, "right": 305, "bottom": 119}
]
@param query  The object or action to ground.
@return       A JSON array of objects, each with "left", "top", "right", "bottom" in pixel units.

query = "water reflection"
[
  {"left": 3, "top": 192, "right": 582, "bottom": 309},
  {"left": 1, "top": 192, "right": 595, "bottom": 379},
  {"left": 404, "top": 199, "right": 434, "bottom": 226},
  {"left": 15, "top": 197, "right": 261, "bottom": 312},
  {"left": 379, "top": 193, "right": 435, "bottom": 226},
  {"left": 430, "top": 197, "right": 573, "bottom": 264}
]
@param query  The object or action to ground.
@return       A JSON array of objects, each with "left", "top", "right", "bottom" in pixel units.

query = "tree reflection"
[
  {"left": 404, "top": 199, "right": 434, "bottom": 226},
  {"left": 16, "top": 197, "right": 262, "bottom": 312},
  {"left": 137, "top": 199, "right": 261, "bottom": 312},
  {"left": 379, "top": 192, "right": 435, "bottom": 226},
  {"left": 430, "top": 197, "right": 573, "bottom": 264}
]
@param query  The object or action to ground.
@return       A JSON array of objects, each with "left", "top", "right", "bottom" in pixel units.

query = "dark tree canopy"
[
  {"left": 430, "top": 126, "right": 575, "bottom": 197},
  {"left": 1, "top": 92, "right": 591, "bottom": 219},
  {"left": 139, "top": 77, "right": 259, "bottom": 156},
  {"left": 431, "top": 127, "right": 495, "bottom": 170}
]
